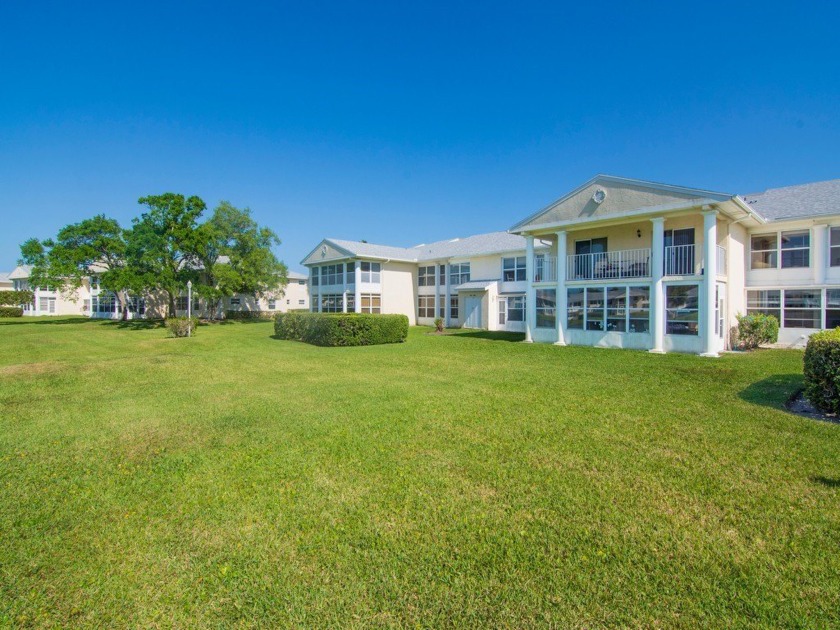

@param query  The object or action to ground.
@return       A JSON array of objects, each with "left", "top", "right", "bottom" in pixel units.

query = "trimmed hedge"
[
  {"left": 226, "top": 310, "right": 274, "bottom": 320},
  {"left": 804, "top": 328, "right": 840, "bottom": 414},
  {"left": 274, "top": 312, "right": 408, "bottom": 347},
  {"left": 0, "top": 306, "right": 23, "bottom": 317},
  {"left": 735, "top": 313, "right": 779, "bottom": 350}
]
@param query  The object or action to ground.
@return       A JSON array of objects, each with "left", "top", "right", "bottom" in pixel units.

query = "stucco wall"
[{"left": 381, "top": 261, "right": 417, "bottom": 325}]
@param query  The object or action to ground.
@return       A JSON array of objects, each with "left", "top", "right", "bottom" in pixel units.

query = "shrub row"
[
  {"left": 735, "top": 313, "right": 779, "bottom": 350},
  {"left": 0, "top": 307, "right": 23, "bottom": 317},
  {"left": 274, "top": 312, "right": 408, "bottom": 346},
  {"left": 0, "top": 290, "right": 34, "bottom": 306},
  {"left": 165, "top": 316, "right": 199, "bottom": 337},
  {"left": 804, "top": 328, "right": 840, "bottom": 414},
  {"left": 225, "top": 310, "right": 274, "bottom": 320}
]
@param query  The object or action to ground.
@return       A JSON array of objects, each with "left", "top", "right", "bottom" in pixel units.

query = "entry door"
[
  {"left": 464, "top": 296, "right": 482, "bottom": 329},
  {"left": 575, "top": 238, "right": 607, "bottom": 278}
]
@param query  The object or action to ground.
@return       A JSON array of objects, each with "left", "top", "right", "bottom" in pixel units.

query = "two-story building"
[{"left": 303, "top": 174, "right": 840, "bottom": 355}]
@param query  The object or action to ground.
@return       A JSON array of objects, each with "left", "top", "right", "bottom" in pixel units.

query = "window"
[
  {"left": 310, "top": 269, "right": 319, "bottom": 286},
  {"left": 567, "top": 288, "right": 584, "bottom": 329},
  {"left": 321, "top": 294, "right": 343, "bottom": 313},
  {"left": 39, "top": 296, "right": 56, "bottom": 313},
  {"left": 747, "top": 290, "right": 781, "bottom": 321},
  {"left": 83, "top": 299, "right": 90, "bottom": 312},
  {"left": 750, "top": 234, "right": 777, "bottom": 269},
  {"left": 268, "top": 299, "right": 276, "bottom": 310},
  {"left": 361, "top": 293, "right": 381, "bottom": 313},
  {"left": 360, "top": 262, "right": 381, "bottom": 283},
  {"left": 229, "top": 297, "right": 241, "bottom": 307},
  {"left": 439, "top": 294, "right": 445, "bottom": 318},
  {"left": 346, "top": 294, "right": 355, "bottom": 313},
  {"left": 89, "top": 276, "right": 100, "bottom": 290},
  {"left": 606, "top": 286, "right": 626, "bottom": 332},
  {"left": 498, "top": 298, "right": 506, "bottom": 325},
  {"left": 320, "top": 264, "right": 344, "bottom": 285},
  {"left": 299, "top": 299, "right": 305, "bottom": 305},
  {"left": 826, "top": 290, "right": 840, "bottom": 328},
  {"left": 439, "top": 265, "right": 446, "bottom": 286},
  {"left": 298, "top": 279, "right": 306, "bottom": 285},
  {"left": 536, "top": 289, "right": 556, "bottom": 328},
  {"left": 346, "top": 262, "right": 355, "bottom": 284},
  {"left": 831, "top": 229, "right": 840, "bottom": 267},
  {"left": 450, "top": 296, "right": 459, "bottom": 320},
  {"left": 666, "top": 285, "right": 699, "bottom": 335},
  {"left": 418, "top": 266, "right": 435, "bottom": 287},
  {"left": 628, "top": 287, "right": 650, "bottom": 333},
  {"left": 781, "top": 231, "right": 810, "bottom": 268},
  {"left": 784, "top": 289, "right": 820, "bottom": 328},
  {"left": 502, "top": 256, "right": 526, "bottom": 282},
  {"left": 507, "top": 296, "right": 525, "bottom": 322},
  {"left": 586, "top": 287, "right": 605, "bottom": 331},
  {"left": 418, "top": 295, "right": 435, "bottom": 318},
  {"left": 450, "top": 263, "right": 470, "bottom": 286},
  {"left": 286, "top": 299, "right": 290, "bottom": 305}
]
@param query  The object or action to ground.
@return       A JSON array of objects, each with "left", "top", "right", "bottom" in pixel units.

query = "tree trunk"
[
  {"left": 118, "top": 290, "right": 129, "bottom": 321},
  {"left": 167, "top": 291, "right": 176, "bottom": 318}
]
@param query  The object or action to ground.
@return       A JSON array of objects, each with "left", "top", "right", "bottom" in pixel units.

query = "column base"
[
  {"left": 553, "top": 341, "right": 566, "bottom": 346},
  {"left": 700, "top": 352, "right": 719, "bottom": 358},
  {"left": 648, "top": 348, "right": 666, "bottom": 354},
  {"left": 523, "top": 338, "right": 534, "bottom": 344}
]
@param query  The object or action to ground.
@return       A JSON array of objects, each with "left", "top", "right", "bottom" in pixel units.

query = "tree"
[
  {"left": 19, "top": 215, "right": 139, "bottom": 320},
  {"left": 193, "top": 201, "right": 287, "bottom": 318},
  {"left": 126, "top": 193, "right": 206, "bottom": 317}
]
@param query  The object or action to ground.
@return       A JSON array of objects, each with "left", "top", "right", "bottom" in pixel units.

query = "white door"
[{"left": 464, "top": 296, "right": 482, "bottom": 329}]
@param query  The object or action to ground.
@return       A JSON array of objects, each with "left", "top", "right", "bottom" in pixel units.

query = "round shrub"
[
  {"left": 735, "top": 313, "right": 779, "bottom": 350},
  {"left": 803, "top": 328, "right": 840, "bottom": 414},
  {"left": 165, "top": 316, "right": 198, "bottom": 338},
  {"left": 274, "top": 312, "right": 408, "bottom": 346},
  {"left": 0, "top": 306, "right": 24, "bottom": 317}
]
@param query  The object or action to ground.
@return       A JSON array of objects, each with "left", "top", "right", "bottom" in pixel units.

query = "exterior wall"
[
  {"left": 380, "top": 261, "right": 417, "bottom": 325},
  {"left": 727, "top": 221, "right": 748, "bottom": 340}
]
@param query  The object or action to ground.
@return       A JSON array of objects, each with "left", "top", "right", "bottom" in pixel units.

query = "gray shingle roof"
[
  {"left": 740, "top": 179, "right": 840, "bottom": 222},
  {"left": 0, "top": 272, "right": 11, "bottom": 283},
  {"left": 287, "top": 270, "right": 307, "bottom": 280},
  {"left": 9, "top": 265, "right": 32, "bottom": 280},
  {"left": 326, "top": 231, "right": 549, "bottom": 263}
]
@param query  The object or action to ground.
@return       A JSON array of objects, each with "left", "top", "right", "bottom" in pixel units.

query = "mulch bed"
[{"left": 785, "top": 390, "right": 840, "bottom": 424}]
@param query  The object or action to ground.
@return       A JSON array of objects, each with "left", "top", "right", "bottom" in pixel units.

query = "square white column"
[
  {"left": 813, "top": 224, "right": 828, "bottom": 285},
  {"left": 701, "top": 209, "right": 718, "bottom": 357},
  {"left": 354, "top": 261, "right": 362, "bottom": 313},
  {"left": 444, "top": 263, "right": 451, "bottom": 327},
  {"left": 649, "top": 218, "right": 666, "bottom": 353},
  {"left": 525, "top": 235, "right": 535, "bottom": 342},
  {"left": 554, "top": 231, "right": 567, "bottom": 346},
  {"left": 434, "top": 262, "right": 440, "bottom": 321}
]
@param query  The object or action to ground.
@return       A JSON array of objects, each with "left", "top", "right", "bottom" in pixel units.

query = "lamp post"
[{"left": 187, "top": 280, "right": 193, "bottom": 337}]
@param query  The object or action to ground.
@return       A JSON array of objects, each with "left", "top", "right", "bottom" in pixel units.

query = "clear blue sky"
[{"left": 1, "top": 1, "right": 838, "bottom": 273}]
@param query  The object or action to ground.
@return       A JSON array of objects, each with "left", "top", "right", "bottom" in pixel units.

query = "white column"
[
  {"left": 554, "top": 231, "right": 567, "bottom": 346},
  {"left": 342, "top": 263, "right": 348, "bottom": 313},
  {"left": 813, "top": 224, "right": 827, "bottom": 285},
  {"left": 525, "top": 235, "right": 535, "bottom": 342},
  {"left": 701, "top": 208, "right": 718, "bottom": 357},
  {"left": 444, "top": 263, "right": 451, "bottom": 327},
  {"left": 434, "top": 262, "right": 440, "bottom": 321},
  {"left": 316, "top": 267, "right": 323, "bottom": 313},
  {"left": 354, "top": 261, "right": 362, "bottom": 313},
  {"left": 650, "top": 218, "right": 666, "bottom": 353}
]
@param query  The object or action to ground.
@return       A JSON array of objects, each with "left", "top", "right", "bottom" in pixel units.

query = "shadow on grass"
[
  {"left": 448, "top": 330, "right": 526, "bottom": 343},
  {"left": 812, "top": 476, "right": 840, "bottom": 489},
  {"left": 738, "top": 373, "right": 804, "bottom": 409},
  {"left": 101, "top": 319, "right": 166, "bottom": 331},
  {"left": 0, "top": 316, "right": 95, "bottom": 326}
]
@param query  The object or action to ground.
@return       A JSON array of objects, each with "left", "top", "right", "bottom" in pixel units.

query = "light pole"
[{"left": 187, "top": 280, "right": 193, "bottom": 337}]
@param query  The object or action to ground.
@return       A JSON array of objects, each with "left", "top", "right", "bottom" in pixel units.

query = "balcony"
[
  {"left": 566, "top": 248, "right": 651, "bottom": 281},
  {"left": 664, "top": 244, "right": 696, "bottom": 276},
  {"left": 533, "top": 256, "right": 557, "bottom": 283}
]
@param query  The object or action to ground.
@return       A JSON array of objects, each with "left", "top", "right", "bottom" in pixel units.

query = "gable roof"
[
  {"left": 0, "top": 272, "right": 11, "bottom": 284},
  {"left": 510, "top": 174, "right": 735, "bottom": 232},
  {"left": 9, "top": 265, "right": 32, "bottom": 280},
  {"left": 740, "top": 179, "right": 840, "bottom": 222},
  {"left": 303, "top": 232, "right": 550, "bottom": 266}
]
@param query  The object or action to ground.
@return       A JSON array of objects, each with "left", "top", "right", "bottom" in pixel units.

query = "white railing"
[
  {"left": 664, "top": 244, "right": 697, "bottom": 276},
  {"left": 566, "top": 248, "right": 651, "bottom": 281},
  {"left": 533, "top": 256, "right": 557, "bottom": 283},
  {"left": 716, "top": 245, "right": 727, "bottom": 275}
]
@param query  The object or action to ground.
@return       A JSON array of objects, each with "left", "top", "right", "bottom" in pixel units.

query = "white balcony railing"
[
  {"left": 664, "top": 244, "right": 696, "bottom": 276},
  {"left": 716, "top": 245, "right": 727, "bottom": 275},
  {"left": 566, "top": 248, "right": 651, "bottom": 281},
  {"left": 533, "top": 256, "right": 557, "bottom": 283}
]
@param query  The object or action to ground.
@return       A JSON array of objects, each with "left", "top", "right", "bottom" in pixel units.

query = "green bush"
[
  {"left": 735, "top": 313, "right": 779, "bottom": 350},
  {"left": 0, "top": 306, "right": 23, "bottom": 317},
  {"left": 225, "top": 310, "right": 274, "bottom": 320},
  {"left": 0, "top": 290, "right": 34, "bottom": 306},
  {"left": 274, "top": 312, "right": 408, "bottom": 347},
  {"left": 804, "top": 328, "right": 840, "bottom": 414},
  {"left": 165, "top": 316, "right": 198, "bottom": 338}
]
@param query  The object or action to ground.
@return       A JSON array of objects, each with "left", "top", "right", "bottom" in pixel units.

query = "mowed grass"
[{"left": 0, "top": 318, "right": 838, "bottom": 628}]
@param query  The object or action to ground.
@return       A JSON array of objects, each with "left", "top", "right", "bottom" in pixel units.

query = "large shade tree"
[
  {"left": 19, "top": 215, "right": 141, "bottom": 320},
  {"left": 193, "top": 201, "right": 288, "bottom": 318},
  {"left": 126, "top": 193, "right": 206, "bottom": 317}
]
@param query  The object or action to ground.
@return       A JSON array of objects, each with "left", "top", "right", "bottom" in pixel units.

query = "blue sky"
[{"left": 1, "top": 2, "right": 838, "bottom": 273}]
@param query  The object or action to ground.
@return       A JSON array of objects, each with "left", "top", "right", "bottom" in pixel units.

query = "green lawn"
[{"left": 0, "top": 317, "right": 838, "bottom": 628}]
